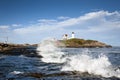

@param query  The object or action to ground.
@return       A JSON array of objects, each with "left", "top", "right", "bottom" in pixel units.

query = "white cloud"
[
  {"left": 0, "top": 25, "right": 9, "bottom": 29},
  {"left": 57, "top": 16, "right": 70, "bottom": 20},
  {"left": 4, "top": 11, "right": 120, "bottom": 45},
  {"left": 12, "top": 24, "right": 21, "bottom": 27},
  {"left": 0, "top": 25, "right": 10, "bottom": 33},
  {"left": 37, "top": 19, "right": 57, "bottom": 24},
  {"left": 0, "top": 25, "right": 11, "bottom": 42}
]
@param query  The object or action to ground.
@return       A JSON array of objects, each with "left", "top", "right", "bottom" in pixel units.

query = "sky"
[{"left": 0, "top": 0, "right": 120, "bottom": 46}]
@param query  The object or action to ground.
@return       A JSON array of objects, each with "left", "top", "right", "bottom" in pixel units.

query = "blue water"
[{"left": 0, "top": 47, "right": 120, "bottom": 80}]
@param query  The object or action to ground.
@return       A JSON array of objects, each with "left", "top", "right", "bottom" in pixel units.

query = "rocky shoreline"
[
  {"left": 0, "top": 43, "right": 42, "bottom": 57},
  {"left": 0, "top": 38, "right": 112, "bottom": 55}
]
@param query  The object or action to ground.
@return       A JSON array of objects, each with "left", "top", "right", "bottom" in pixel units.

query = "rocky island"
[{"left": 58, "top": 38, "right": 112, "bottom": 48}]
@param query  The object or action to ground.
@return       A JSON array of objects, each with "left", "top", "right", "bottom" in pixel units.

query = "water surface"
[{"left": 0, "top": 46, "right": 120, "bottom": 80}]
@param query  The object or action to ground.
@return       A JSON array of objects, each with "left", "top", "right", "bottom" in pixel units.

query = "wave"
[{"left": 37, "top": 39, "right": 120, "bottom": 78}]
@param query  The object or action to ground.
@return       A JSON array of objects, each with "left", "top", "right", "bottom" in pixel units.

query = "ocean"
[{"left": 0, "top": 40, "right": 120, "bottom": 80}]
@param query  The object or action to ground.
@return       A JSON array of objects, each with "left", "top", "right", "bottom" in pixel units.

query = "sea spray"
[
  {"left": 62, "top": 54, "right": 109, "bottom": 77},
  {"left": 37, "top": 39, "right": 120, "bottom": 78},
  {"left": 61, "top": 51, "right": 120, "bottom": 77},
  {"left": 37, "top": 39, "right": 66, "bottom": 63}
]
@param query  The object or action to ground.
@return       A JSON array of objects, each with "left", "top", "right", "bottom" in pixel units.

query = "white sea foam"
[
  {"left": 7, "top": 71, "right": 24, "bottom": 79},
  {"left": 37, "top": 39, "right": 66, "bottom": 63},
  {"left": 11, "top": 71, "right": 24, "bottom": 74},
  {"left": 37, "top": 39, "right": 120, "bottom": 78},
  {"left": 61, "top": 53, "right": 120, "bottom": 77}
]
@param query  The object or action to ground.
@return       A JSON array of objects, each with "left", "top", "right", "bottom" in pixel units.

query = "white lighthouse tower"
[{"left": 71, "top": 32, "right": 75, "bottom": 38}]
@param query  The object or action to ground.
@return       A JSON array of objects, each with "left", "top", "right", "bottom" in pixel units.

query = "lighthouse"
[{"left": 71, "top": 32, "right": 75, "bottom": 38}]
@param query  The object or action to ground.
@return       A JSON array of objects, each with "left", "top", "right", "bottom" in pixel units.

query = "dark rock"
[{"left": 24, "top": 73, "right": 45, "bottom": 78}]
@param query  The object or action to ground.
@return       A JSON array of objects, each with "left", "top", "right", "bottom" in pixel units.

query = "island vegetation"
[{"left": 58, "top": 38, "right": 112, "bottom": 48}]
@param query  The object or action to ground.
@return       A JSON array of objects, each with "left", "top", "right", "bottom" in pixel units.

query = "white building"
[
  {"left": 71, "top": 32, "right": 75, "bottom": 38},
  {"left": 62, "top": 32, "right": 75, "bottom": 40},
  {"left": 63, "top": 34, "right": 68, "bottom": 40}
]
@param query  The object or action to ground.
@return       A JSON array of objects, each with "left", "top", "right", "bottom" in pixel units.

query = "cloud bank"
[{"left": 0, "top": 11, "right": 120, "bottom": 45}]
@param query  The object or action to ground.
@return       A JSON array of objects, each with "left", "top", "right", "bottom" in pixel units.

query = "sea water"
[{"left": 0, "top": 39, "right": 120, "bottom": 80}]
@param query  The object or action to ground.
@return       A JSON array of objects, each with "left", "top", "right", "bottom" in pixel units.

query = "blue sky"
[{"left": 0, "top": 0, "right": 120, "bottom": 46}]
